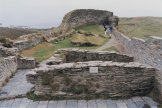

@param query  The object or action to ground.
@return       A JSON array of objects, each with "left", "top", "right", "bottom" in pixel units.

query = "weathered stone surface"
[
  {"left": 60, "top": 9, "right": 113, "bottom": 31},
  {"left": 0, "top": 45, "right": 18, "bottom": 57},
  {"left": 59, "top": 49, "right": 134, "bottom": 63},
  {"left": 112, "top": 28, "right": 162, "bottom": 102},
  {"left": 27, "top": 61, "right": 155, "bottom": 99},
  {"left": 13, "top": 33, "right": 43, "bottom": 51},
  {"left": 17, "top": 57, "right": 36, "bottom": 69},
  {"left": 0, "top": 56, "right": 17, "bottom": 87}
]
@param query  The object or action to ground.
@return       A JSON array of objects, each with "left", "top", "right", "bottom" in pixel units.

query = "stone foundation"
[
  {"left": 0, "top": 45, "right": 18, "bottom": 57},
  {"left": 27, "top": 61, "right": 155, "bottom": 99},
  {"left": 18, "top": 57, "right": 36, "bottom": 69},
  {"left": 13, "top": 33, "right": 43, "bottom": 51},
  {"left": 0, "top": 56, "right": 17, "bottom": 88},
  {"left": 112, "top": 29, "right": 162, "bottom": 102},
  {"left": 59, "top": 49, "right": 134, "bottom": 63}
]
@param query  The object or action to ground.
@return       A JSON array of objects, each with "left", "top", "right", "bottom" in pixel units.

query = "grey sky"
[{"left": 0, "top": 0, "right": 161, "bottom": 28}]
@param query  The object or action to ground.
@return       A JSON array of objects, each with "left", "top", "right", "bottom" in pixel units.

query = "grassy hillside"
[
  {"left": 118, "top": 17, "right": 162, "bottom": 39},
  {"left": 0, "top": 27, "right": 39, "bottom": 39}
]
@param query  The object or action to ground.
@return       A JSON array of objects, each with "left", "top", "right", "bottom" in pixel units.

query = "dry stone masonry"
[
  {"left": 60, "top": 9, "right": 113, "bottom": 31},
  {"left": 13, "top": 33, "right": 44, "bottom": 51},
  {"left": 59, "top": 49, "right": 134, "bottom": 63},
  {"left": 0, "top": 56, "right": 17, "bottom": 88},
  {"left": 17, "top": 57, "right": 36, "bottom": 69},
  {"left": 27, "top": 50, "right": 156, "bottom": 99},
  {"left": 27, "top": 61, "right": 155, "bottom": 99},
  {"left": 113, "top": 28, "right": 162, "bottom": 102},
  {"left": 0, "top": 45, "right": 18, "bottom": 57}
]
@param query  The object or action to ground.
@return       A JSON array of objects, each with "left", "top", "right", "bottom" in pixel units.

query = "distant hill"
[
  {"left": 0, "top": 27, "right": 40, "bottom": 39},
  {"left": 118, "top": 17, "right": 162, "bottom": 39}
]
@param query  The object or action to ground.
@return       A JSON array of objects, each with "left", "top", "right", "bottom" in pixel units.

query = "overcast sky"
[{"left": 0, "top": 0, "right": 161, "bottom": 28}]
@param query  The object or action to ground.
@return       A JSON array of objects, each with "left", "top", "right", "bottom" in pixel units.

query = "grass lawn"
[
  {"left": 70, "top": 34, "right": 107, "bottom": 46},
  {"left": 118, "top": 17, "right": 162, "bottom": 39},
  {"left": 103, "top": 46, "right": 119, "bottom": 53},
  {"left": 76, "top": 24, "right": 105, "bottom": 35},
  {"left": 20, "top": 39, "right": 98, "bottom": 62},
  {"left": 21, "top": 24, "right": 109, "bottom": 62}
]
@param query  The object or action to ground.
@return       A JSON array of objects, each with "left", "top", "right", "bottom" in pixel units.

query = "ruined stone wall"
[
  {"left": 17, "top": 57, "right": 36, "bottom": 69},
  {"left": 60, "top": 9, "right": 113, "bottom": 31},
  {"left": 113, "top": 29, "right": 162, "bottom": 70},
  {"left": 113, "top": 29, "right": 162, "bottom": 101},
  {"left": 0, "top": 45, "right": 18, "bottom": 57},
  {"left": 59, "top": 49, "right": 134, "bottom": 63},
  {"left": 13, "top": 33, "right": 43, "bottom": 51},
  {"left": 27, "top": 61, "right": 155, "bottom": 99},
  {"left": 0, "top": 56, "right": 17, "bottom": 87}
]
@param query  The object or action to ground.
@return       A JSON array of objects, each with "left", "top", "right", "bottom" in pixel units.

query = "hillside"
[
  {"left": 0, "top": 27, "right": 39, "bottom": 39},
  {"left": 118, "top": 17, "right": 162, "bottom": 39}
]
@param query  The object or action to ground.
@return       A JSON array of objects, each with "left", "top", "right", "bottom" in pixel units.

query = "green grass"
[
  {"left": 21, "top": 39, "right": 98, "bottom": 62},
  {"left": 103, "top": 46, "right": 119, "bottom": 52},
  {"left": 76, "top": 24, "right": 105, "bottom": 35},
  {"left": 70, "top": 33, "right": 107, "bottom": 46},
  {"left": 21, "top": 24, "right": 109, "bottom": 62},
  {"left": 118, "top": 17, "right": 162, "bottom": 39}
]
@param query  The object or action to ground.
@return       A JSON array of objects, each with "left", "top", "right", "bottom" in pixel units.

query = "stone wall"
[
  {"left": 18, "top": 57, "right": 36, "bottom": 69},
  {"left": 60, "top": 9, "right": 113, "bottom": 31},
  {"left": 112, "top": 29, "right": 162, "bottom": 101},
  {"left": 0, "top": 56, "right": 17, "bottom": 88},
  {"left": 27, "top": 61, "right": 155, "bottom": 99},
  {"left": 13, "top": 33, "right": 43, "bottom": 51},
  {"left": 59, "top": 49, "right": 134, "bottom": 63},
  {"left": 113, "top": 29, "right": 162, "bottom": 70},
  {"left": 0, "top": 45, "right": 18, "bottom": 57}
]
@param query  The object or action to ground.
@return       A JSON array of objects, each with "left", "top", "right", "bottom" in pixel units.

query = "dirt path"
[
  {"left": 95, "top": 34, "right": 126, "bottom": 53},
  {"left": 95, "top": 34, "right": 117, "bottom": 51}
]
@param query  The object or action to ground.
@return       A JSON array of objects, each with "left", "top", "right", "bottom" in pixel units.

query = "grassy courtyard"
[
  {"left": 20, "top": 38, "right": 98, "bottom": 62},
  {"left": 20, "top": 24, "right": 110, "bottom": 62}
]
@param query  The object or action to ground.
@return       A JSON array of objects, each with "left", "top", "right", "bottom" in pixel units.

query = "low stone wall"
[
  {"left": 0, "top": 45, "right": 18, "bottom": 57},
  {"left": 18, "top": 57, "right": 36, "bottom": 69},
  {"left": 59, "top": 49, "right": 134, "bottom": 63},
  {"left": 27, "top": 61, "right": 155, "bottom": 99},
  {"left": 0, "top": 56, "right": 17, "bottom": 88},
  {"left": 113, "top": 29, "right": 162, "bottom": 70},
  {"left": 113, "top": 29, "right": 162, "bottom": 101},
  {"left": 13, "top": 33, "right": 43, "bottom": 51}
]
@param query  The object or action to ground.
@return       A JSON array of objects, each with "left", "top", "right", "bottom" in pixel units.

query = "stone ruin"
[
  {"left": 0, "top": 44, "right": 36, "bottom": 88},
  {"left": 27, "top": 49, "right": 156, "bottom": 99}
]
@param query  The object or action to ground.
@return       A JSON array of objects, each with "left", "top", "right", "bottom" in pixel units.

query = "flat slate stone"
[
  {"left": 27, "top": 101, "right": 39, "bottom": 108},
  {"left": 132, "top": 97, "right": 147, "bottom": 108},
  {"left": 57, "top": 100, "right": 66, "bottom": 108},
  {"left": 37, "top": 101, "right": 48, "bottom": 108},
  {"left": 116, "top": 102, "right": 128, "bottom": 108},
  {"left": 0, "top": 99, "right": 14, "bottom": 107},
  {"left": 123, "top": 99, "right": 137, "bottom": 108},
  {"left": 11, "top": 98, "right": 22, "bottom": 108},
  {"left": 96, "top": 99, "right": 107, "bottom": 108},
  {"left": 107, "top": 99, "right": 118, "bottom": 108},
  {"left": 142, "top": 97, "right": 158, "bottom": 106},
  {"left": 67, "top": 100, "right": 77, "bottom": 108},
  {"left": 87, "top": 100, "right": 97, "bottom": 108},
  {"left": 18, "top": 98, "right": 31, "bottom": 108},
  {"left": 47, "top": 101, "right": 57, "bottom": 108},
  {"left": 78, "top": 100, "right": 87, "bottom": 108}
]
